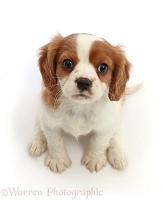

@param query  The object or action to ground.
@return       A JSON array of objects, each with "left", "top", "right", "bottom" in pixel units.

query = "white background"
[{"left": 0, "top": 0, "right": 162, "bottom": 199}]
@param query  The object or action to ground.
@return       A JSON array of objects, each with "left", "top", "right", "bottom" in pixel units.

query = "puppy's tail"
[{"left": 125, "top": 82, "right": 143, "bottom": 95}]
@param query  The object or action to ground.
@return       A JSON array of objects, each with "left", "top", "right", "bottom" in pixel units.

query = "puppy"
[{"left": 28, "top": 33, "right": 132, "bottom": 173}]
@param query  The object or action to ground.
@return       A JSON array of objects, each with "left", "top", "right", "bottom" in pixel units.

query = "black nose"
[{"left": 76, "top": 78, "right": 92, "bottom": 90}]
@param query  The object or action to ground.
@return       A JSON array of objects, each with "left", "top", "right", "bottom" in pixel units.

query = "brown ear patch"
[
  {"left": 38, "top": 34, "right": 64, "bottom": 91},
  {"left": 108, "top": 45, "right": 131, "bottom": 101},
  {"left": 38, "top": 34, "right": 64, "bottom": 108}
]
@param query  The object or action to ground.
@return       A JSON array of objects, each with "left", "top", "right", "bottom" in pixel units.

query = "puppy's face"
[
  {"left": 39, "top": 33, "right": 131, "bottom": 107},
  {"left": 57, "top": 34, "right": 113, "bottom": 103}
]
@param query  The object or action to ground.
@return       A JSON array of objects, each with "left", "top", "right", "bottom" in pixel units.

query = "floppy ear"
[
  {"left": 38, "top": 34, "right": 63, "bottom": 91},
  {"left": 108, "top": 46, "right": 131, "bottom": 101}
]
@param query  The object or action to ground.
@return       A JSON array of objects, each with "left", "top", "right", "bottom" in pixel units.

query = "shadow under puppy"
[{"left": 28, "top": 33, "right": 133, "bottom": 173}]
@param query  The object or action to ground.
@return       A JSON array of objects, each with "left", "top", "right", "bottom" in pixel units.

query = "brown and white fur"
[{"left": 28, "top": 33, "right": 141, "bottom": 173}]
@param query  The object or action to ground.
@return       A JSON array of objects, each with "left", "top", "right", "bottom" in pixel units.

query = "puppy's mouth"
[{"left": 72, "top": 94, "right": 90, "bottom": 99}]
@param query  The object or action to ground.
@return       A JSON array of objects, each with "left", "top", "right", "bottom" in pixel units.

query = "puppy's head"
[{"left": 38, "top": 33, "right": 131, "bottom": 107}]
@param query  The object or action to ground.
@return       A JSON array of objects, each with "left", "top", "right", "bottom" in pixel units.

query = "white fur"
[{"left": 28, "top": 34, "right": 128, "bottom": 173}]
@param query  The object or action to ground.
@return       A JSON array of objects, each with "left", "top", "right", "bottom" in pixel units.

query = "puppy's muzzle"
[{"left": 76, "top": 78, "right": 92, "bottom": 91}]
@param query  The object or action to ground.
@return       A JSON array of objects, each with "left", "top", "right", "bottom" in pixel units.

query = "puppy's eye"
[
  {"left": 98, "top": 63, "right": 108, "bottom": 74},
  {"left": 62, "top": 59, "right": 73, "bottom": 69}
]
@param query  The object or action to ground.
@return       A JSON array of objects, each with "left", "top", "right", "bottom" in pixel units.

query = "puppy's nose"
[{"left": 76, "top": 78, "right": 92, "bottom": 90}]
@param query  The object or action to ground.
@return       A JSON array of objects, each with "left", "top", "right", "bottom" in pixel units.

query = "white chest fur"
[{"left": 40, "top": 96, "right": 122, "bottom": 138}]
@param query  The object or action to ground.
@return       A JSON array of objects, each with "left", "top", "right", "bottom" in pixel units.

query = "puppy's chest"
[
  {"left": 42, "top": 99, "right": 121, "bottom": 137},
  {"left": 61, "top": 110, "right": 98, "bottom": 137}
]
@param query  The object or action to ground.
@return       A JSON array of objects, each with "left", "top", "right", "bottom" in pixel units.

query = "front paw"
[
  {"left": 107, "top": 147, "right": 128, "bottom": 170},
  {"left": 81, "top": 152, "right": 107, "bottom": 173},
  {"left": 28, "top": 135, "right": 47, "bottom": 157},
  {"left": 45, "top": 154, "right": 72, "bottom": 174}
]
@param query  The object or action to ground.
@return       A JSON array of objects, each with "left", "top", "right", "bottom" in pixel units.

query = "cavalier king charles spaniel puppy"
[{"left": 28, "top": 33, "right": 140, "bottom": 173}]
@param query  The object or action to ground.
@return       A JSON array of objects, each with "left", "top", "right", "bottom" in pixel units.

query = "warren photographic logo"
[{"left": 0, "top": 187, "right": 103, "bottom": 199}]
